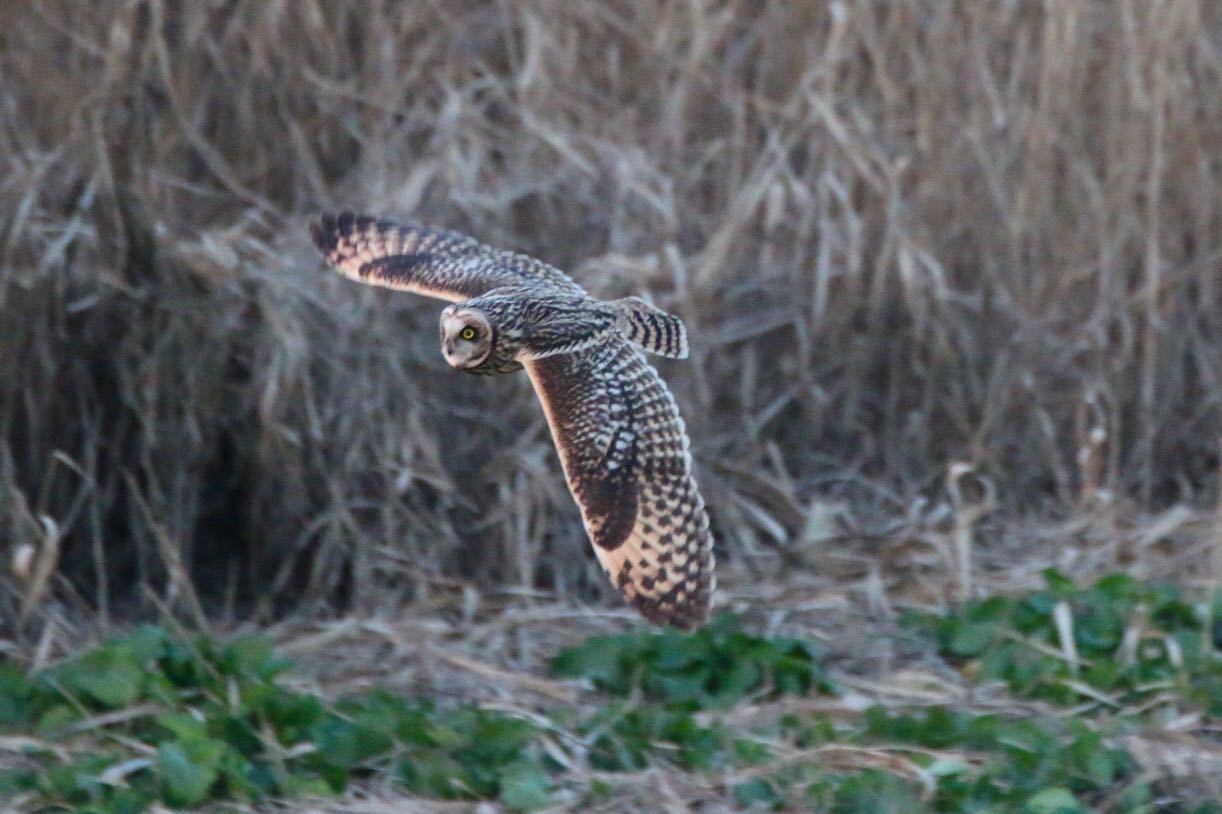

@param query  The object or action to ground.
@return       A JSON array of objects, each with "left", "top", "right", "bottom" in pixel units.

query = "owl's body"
[{"left": 311, "top": 213, "right": 713, "bottom": 629}]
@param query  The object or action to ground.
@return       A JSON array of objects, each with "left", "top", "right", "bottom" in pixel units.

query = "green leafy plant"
[
  {"left": 0, "top": 627, "right": 556, "bottom": 813},
  {"left": 550, "top": 614, "right": 835, "bottom": 709},
  {"left": 735, "top": 706, "right": 1152, "bottom": 813},
  {"left": 861, "top": 707, "right": 1144, "bottom": 810},
  {"left": 908, "top": 571, "right": 1222, "bottom": 713},
  {"left": 580, "top": 704, "right": 738, "bottom": 772}
]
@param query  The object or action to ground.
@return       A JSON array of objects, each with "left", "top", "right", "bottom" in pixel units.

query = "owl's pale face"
[{"left": 439, "top": 306, "right": 494, "bottom": 370}]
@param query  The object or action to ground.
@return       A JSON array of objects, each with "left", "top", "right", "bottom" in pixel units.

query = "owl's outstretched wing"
[
  {"left": 524, "top": 337, "right": 715, "bottom": 629},
  {"left": 310, "top": 212, "right": 586, "bottom": 302}
]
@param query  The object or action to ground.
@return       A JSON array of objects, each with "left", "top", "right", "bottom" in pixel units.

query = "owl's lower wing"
[
  {"left": 524, "top": 338, "right": 715, "bottom": 629},
  {"left": 311, "top": 212, "right": 586, "bottom": 302}
]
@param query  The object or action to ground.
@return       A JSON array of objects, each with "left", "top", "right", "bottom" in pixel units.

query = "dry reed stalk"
[{"left": 0, "top": 1, "right": 1217, "bottom": 626}]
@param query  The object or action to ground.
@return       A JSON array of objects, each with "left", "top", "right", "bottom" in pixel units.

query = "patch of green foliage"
[
  {"left": 908, "top": 570, "right": 1222, "bottom": 713},
  {"left": 729, "top": 706, "right": 1153, "bottom": 812},
  {"left": 0, "top": 626, "right": 554, "bottom": 812},
  {"left": 550, "top": 613, "right": 836, "bottom": 709},
  {"left": 5, "top": 584, "right": 1218, "bottom": 812},
  {"left": 577, "top": 704, "right": 748, "bottom": 773},
  {"left": 549, "top": 615, "right": 835, "bottom": 775},
  {"left": 860, "top": 707, "right": 1147, "bottom": 812}
]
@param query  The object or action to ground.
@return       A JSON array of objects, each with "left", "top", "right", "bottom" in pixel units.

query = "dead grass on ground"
[{"left": 5, "top": 501, "right": 1221, "bottom": 808}]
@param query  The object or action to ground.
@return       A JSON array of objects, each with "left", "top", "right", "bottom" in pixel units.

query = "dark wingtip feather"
[
  {"left": 310, "top": 211, "right": 372, "bottom": 253},
  {"left": 309, "top": 212, "right": 344, "bottom": 251}
]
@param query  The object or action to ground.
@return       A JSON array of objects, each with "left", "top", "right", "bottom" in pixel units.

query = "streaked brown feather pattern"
[{"left": 525, "top": 339, "right": 713, "bottom": 628}]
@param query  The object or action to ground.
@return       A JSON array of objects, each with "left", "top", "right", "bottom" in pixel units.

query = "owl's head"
[{"left": 439, "top": 305, "right": 494, "bottom": 370}]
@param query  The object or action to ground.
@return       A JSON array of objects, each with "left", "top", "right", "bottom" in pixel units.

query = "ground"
[{"left": 4, "top": 505, "right": 1222, "bottom": 811}]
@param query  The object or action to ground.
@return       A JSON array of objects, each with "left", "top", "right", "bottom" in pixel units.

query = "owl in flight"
[{"left": 310, "top": 213, "right": 715, "bottom": 629}]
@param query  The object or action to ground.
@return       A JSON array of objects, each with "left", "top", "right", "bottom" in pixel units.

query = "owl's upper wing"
[
  {"left": 524, "top": 337, "right": 714, "bottom": 629},
  {"left": 310, "top": 212, "right": 586, "bottom": 302}
]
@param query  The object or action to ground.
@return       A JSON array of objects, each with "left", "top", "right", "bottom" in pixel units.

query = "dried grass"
[{"left": 1, "top": 1, "right": 1221, "bottom": 631}]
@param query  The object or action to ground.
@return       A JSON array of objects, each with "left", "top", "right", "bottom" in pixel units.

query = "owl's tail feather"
[{"left": 609, "top": 297, "right": 689, "bottom": 359}]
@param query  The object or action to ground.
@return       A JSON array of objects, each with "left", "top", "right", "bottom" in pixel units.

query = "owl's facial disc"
[{"left": 440, "top": 306, "right": 493, "bottom": 370}]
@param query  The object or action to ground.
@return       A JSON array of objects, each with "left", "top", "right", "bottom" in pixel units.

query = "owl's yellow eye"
[{"left": 460, "top": 326, "right": 477, "bottom": 341}]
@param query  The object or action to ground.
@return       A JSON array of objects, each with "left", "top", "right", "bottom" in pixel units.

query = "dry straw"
[{"left": 0, "top": 1, "right": 1220, "bottom": 627}]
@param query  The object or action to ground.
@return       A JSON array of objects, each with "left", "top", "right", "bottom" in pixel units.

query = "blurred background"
[{"left": 2, "top": 0, "right": 1221, "bottom": 632}]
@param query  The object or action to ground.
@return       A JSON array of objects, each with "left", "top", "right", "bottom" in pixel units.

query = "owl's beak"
[{"left": 441, "top": 338, "right": 458, "bottom": 368}]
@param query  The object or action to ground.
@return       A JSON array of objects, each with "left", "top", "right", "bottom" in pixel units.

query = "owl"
[{"left": 310, "top": 212, "right": 714, "bottom": 629}]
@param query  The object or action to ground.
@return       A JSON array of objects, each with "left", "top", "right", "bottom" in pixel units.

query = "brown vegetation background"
[{"left": 2, "top": 1, "right": 1221, "bottom": 629}]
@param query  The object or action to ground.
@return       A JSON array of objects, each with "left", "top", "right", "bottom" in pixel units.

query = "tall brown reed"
[{"left": 1, "top": 1, "right": 1219, "bottom": 624}]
